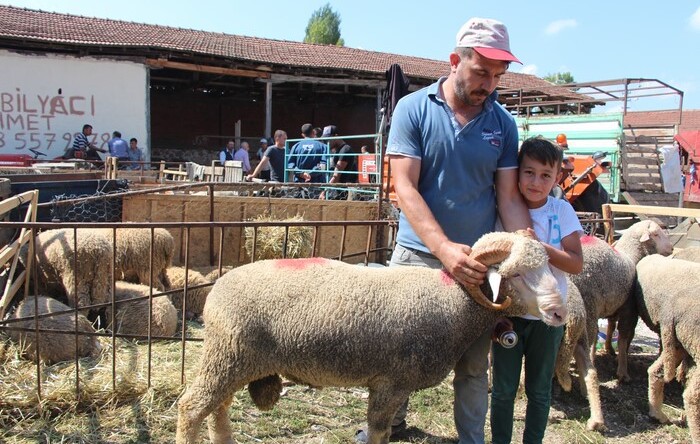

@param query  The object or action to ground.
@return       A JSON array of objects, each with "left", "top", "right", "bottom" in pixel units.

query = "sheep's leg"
[
  {"left": 586, "top": 318, "right": 599, "bottom": 366},
  {"left": 176, "top": 381, "right": 212, "bottom": 444},
  {"left": 574, "top": 338, "right": 604, "bottom": 431},
  {"left": 684, "top": 370, "right": 700, "bottom": 444},
  {"left": 604, "top": 318, "right": 617, "bottom": 357},
  {"left": 660, "top": 324, "right": 685, "bottom": 383},
  {"left": 647, "top": 354, "right": 669, "bottom": 423},
  {"left": 366, "top": 385, "right": 410, "bottom": 444},
  {"left": 554, "top": 327, "right": 577, "bottom": 392},
  {"left": 207, "top": 394, "right": 235, "bottom": 444},
  {"left": 614, "top": 299, "right": 638, "bottom": 382},
  {"left": 176, "top": 348, "right": 243, "bottom": 444}
]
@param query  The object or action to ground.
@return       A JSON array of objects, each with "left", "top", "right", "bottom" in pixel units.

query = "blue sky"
[{"left": 4, "top": 0, "right": 700, "bottom": 111}]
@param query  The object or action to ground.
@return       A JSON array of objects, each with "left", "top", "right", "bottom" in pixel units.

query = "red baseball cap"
[{"left": 456, "top": 18, "right": 521, "bottom": 64}]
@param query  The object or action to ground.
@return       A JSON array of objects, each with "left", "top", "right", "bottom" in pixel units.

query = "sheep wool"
[
  {"left": 101, "top": 228, "right": 175, "bottom": 290},
  {"left": 6, "top": 295, "right": 101, "bottom": 365},
  {"left": 105, "top": 281, "right": 178, "bottom": 338},
  {"left": 196, "top": 266, "right": 234, "bottom": 283},
  {"left": 165, "top": 267, "right": 212, "bottom": 320},
  {"left": 671, "top": 245, "right": 700, "bottom": 263},
  {"left": 635, "top": 254, "right": 700, "bottom": 443},
  {"left": 176, "top": 231, "right": 567, "bottom": 444},
  {"left": 27, "top": 228, "right": 114, "bottom": 310},
  {"left": 555, "top": 220, "right": 673, "bottom": 432}
]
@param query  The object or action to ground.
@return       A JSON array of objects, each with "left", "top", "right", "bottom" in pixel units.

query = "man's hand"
[{"left": 435, "top": 241, "right": 488, "bottom": 286}]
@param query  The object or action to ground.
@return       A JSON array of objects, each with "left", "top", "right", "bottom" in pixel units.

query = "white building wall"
[{"left": 0, "top": 50, "right": 149, "bottom": 160}]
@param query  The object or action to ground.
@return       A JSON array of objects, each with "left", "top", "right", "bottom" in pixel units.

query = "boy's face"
[{"left": 518, "top": 154, "right": 559, "bottom": 209}]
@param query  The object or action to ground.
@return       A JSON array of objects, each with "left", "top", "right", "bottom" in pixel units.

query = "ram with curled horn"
[{"left": 176, "top": 231, "right": 566, "bottom": 444}]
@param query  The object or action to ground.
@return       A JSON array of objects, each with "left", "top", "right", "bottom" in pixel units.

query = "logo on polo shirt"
[{"left": 482, "top": 129, "right": 502, "bottom": 147}]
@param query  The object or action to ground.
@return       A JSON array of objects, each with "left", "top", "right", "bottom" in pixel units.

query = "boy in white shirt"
[{"left": 491, "top": 136, "right": 584, "bottom": 444}]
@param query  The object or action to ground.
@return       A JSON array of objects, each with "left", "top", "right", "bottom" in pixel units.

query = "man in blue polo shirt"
[{"left": 356, "top": 17, "right": 532, "bottom": 444}]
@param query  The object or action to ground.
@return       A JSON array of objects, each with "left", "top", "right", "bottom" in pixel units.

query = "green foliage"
[
  {"left": 544, "top": 72, "right": 575, "bottom": 85},
  {"left": 304, "top": 3, "right": 344, "bottom": 46}
]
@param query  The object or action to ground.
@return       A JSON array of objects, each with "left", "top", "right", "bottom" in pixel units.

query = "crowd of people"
[
  {"left": 65, "top": 124, "right": 144, "bottom": 170},
  {"left": 242, "top": 123, "right": 374, "bottom": 200}
]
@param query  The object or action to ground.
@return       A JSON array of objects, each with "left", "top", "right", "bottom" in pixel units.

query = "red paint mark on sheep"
[
  {"left": 274, "top": 257, "right": 328, "bottom": 270},
  {"left": 581, "top": 235, "right": 598, "bottom": 245},
  {"left": 440, "top": 270, "right": 456, "bottom": 286}
]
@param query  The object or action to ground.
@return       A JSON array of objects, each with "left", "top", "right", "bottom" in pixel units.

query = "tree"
[
  {"left": 304, "top": 3, "right": 344, "bottom": 46},
  {"left": 544, "top": 72, "right": 575, "bottom": 85}
]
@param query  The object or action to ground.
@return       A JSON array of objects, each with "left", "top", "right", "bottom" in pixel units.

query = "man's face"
[
  {"left": 451, "top": 50, "right": 508, "bottom": 107},
  {"left": 227, "top": 141, "right": 235, "bottom": 150},
  {"left": 83, "top": 127, "right": 93, "bottom": 136},
  {"left": 275, "top": 133, "right": 287, "bottom": 146},
  {"left": 130, "top": 140, "right": 137, "bottom": 149},
  {"left": 240, "top": 142, "right": 250, "bottom": 151}
]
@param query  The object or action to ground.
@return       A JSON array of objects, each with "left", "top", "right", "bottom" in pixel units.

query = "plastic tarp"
[{"left": 657, "top": 145, "right": 683, "bottom": 193}]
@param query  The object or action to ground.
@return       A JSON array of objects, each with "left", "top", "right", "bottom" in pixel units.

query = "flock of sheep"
[
  {"left": 2, "top": 220, "right": 699, "bottom": 444},
  {"left": 6, "top": 227, "right": 217, "bottom": 364}
]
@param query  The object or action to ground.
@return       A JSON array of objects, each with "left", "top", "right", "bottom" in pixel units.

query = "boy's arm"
[{"left": 544, "top": 231, "right": 583, "bottom": 274}]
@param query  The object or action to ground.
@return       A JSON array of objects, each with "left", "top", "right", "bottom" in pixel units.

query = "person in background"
[
  {"left": 127, "top": 137, "right": 144, "bottom": 170},
  {"left": 490, "top": 136, "right": 583, "bottom": 444},
  {"left": 256, "top": 137, "right": 271, "bottom": 181},
  {"left": 313, "top": 126, "right": 323, "bottom": 138},
  {"left": 360, "top": 145, "right": 372, "bottom": 154},
  {"left": 356, "top": 17, "right": 530, "bottom": 444},
  {"left": 219, "top": 140, "right": 235, "bottom": 163},
  {"left": 66, "top": 123, "right": 106, "bottom": 160},
  {"left": 288, "top": 123, "right": 326, "bottom": 183},
  {"left": 551, "top": 132, "right": 574, "bottom": 199},
  {"left": 233, "top": 140, "right": 252, "bottom": 174},
  {"left": 108, "top": 130, "right": 130, "bottom": 165},
  {"left": 319, "top": 125, "right": 357, "bottom": 200},
  {"left": 246, "top": 129, "right": 287, "bottom": 182}
]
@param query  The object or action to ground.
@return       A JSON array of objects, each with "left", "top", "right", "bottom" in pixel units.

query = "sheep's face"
[
  {"left": 506, "top": 265, "right": 567, "bottom": 327},
  {"left": 639, "top": 221, "right": 673, "bottom": 257},
  {"left": 497, "top": 237, "right": 566, "bottom": 326}
]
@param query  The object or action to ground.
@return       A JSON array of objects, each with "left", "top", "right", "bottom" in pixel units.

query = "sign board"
[{"left": 0, "top": 50, "right": 149, "bottom": 161}]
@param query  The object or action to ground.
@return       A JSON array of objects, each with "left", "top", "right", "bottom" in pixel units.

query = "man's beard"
[{"left": 454, "top": 77, "right": 489, "bottom": 107}]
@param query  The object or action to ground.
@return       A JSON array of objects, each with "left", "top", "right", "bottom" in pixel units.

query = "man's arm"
[
  {"left": 246, "top": 156, "right": 270, "bottom": 180},
  {"left": 495, "top": 168, "right": 532, "bottom": 231},
  {"left": 390, "top": 155, "right": 487, "bottom": 286}
]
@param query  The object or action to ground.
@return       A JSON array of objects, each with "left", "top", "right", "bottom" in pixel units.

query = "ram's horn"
[{"left": 465, "top": 236, "right": 515, "bottom": 310}]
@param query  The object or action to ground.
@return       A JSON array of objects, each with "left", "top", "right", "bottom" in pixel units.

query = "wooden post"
[{"left": 602, "top": 203, "right": 614, "bottom": 244}]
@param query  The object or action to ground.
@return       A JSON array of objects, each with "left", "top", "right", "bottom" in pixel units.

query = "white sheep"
[
  {"left": 197, "top": 266, "right": 234, "bottom": 283},
  {"left": 104, "top": 228, "right": 174, "bottom": 290},
  {"left": 176, "top": 231, "right": 567, "bottom": 444},
  {"left": 671, "top": 245, "right": 700, "bottom": 262},
  {"left": 554, "top": 220, "right": 672, "bottom": 431},
  {"left": 104, "top": 281, "right": 178, "bottom": 338},
  {"left": 554, "top": 278, "right": 604, "bottom": 430},
  {"left": 24, "top": 228, "right": 114, "bottom": 310},
  {"left": 166, "top": 267, "right": 212, "bottom": 321},
  {"left": 4, "top": 295, "right": 101, "bottom": 365},
  {"left": 576, "top": 220, "right": 672, "bottom": 381},
  {"left": 635, "top": 254, "right": 700, "bottom": 442}
]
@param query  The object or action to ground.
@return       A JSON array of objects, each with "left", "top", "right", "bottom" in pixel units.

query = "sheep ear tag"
[{"left": 487, "top": 267, "right": 502, "bottom": 302}]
